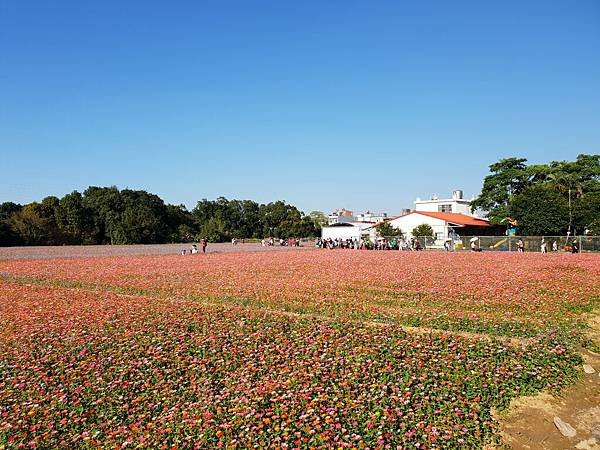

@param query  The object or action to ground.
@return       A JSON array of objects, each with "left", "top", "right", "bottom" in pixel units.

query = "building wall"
[
  {"left": 356, "top": 213, "right": 388, "bottom": 223},
  {"left": 388, "top": 214, "right": 448, "bottom": 240},
  {"left": 327, "top": 215, "right": 356, "bottom": 226},
  {"left": 414, "top": 199, "right": 472, "bottom": 215},
  {"left": 321, "top": 226, "right": 362, "bottom": 241}
]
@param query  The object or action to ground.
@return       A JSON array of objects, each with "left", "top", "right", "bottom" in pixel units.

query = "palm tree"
[{"left": 547, "top": 170, "right": 582, "bottom": 241}]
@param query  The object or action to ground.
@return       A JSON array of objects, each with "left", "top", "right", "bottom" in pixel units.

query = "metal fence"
[{"left": 448, "top": 236, "right": 600, "bottom": 252}]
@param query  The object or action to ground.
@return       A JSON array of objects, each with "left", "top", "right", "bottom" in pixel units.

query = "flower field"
[{"left": 0, "top": 250, "right": 598, "bottom": 448}]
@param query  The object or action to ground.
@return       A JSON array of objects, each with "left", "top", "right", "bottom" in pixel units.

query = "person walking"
[
  {"left": 201, "top": 238, "right": 207, "bottom": 254},
  {"left": 517, "top": 239, "right": 524, "bottom": 253},
  {"left": 571, "top": 239, "right": 579, "bottom": 254},
  {"left": 552, "top": 240, "right": 558, "bottom": 252},
  {"left": 540, "top": 238, "right": 547, "bottom": 254}
]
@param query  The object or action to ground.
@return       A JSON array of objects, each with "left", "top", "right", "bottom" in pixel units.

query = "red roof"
[
  {"left": 406, "top": 211, "right": 490, "bottom": 227},
  {"left": 371, "top": 211, "right": 490, "bottom": 228}
]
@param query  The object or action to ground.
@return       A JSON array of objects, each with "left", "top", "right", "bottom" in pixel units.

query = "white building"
[
  {"left": 355, "top": 211, "right": 388, "bottom": 223},
  {"left": 369, "top": 211, "right": 490, "bottom": 246},
  {"left": 414, "top": 190, "right": 479, "bottom": 217},
  {"left": 328, "top": 209, "right": 355, "bottom": 225},
  {"left": 321, "top": 222, "right": 373, "bottom": 242}
]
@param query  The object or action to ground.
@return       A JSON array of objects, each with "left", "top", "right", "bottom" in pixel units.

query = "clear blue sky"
[{"left": 1, "top": 1, "right": 599, "bottom": 214}]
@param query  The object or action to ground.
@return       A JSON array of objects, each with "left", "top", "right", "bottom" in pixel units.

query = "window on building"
[{"left": 438, "top": 204, "right": 452, "bottom": 212}]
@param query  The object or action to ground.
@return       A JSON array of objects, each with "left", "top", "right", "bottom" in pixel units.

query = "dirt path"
[
  {"left": 495, "top": 312, "right": 600, "bottom": 449},
  {"left": 0, "top": 242, "right": 314, "bottom": 260}
]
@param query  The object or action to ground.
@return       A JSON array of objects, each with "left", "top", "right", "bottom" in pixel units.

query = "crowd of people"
[
  {"left": 181, "top": 239, "right": 208, "bottom": 255},
  {"left": 315, "top": 237, "right": 424, "bottom": 251},
  {"left": 180, "top": 236, "right": 583, "bottom": 255},
  {"left": 516, "top": 238, "right": 579, "bottom": 253}
]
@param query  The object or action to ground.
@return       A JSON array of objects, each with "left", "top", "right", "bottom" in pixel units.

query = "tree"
[
  {"left": 573, "top": 191, "right": 600, "bottom": 235},
  {"left": 198, "top": 217, "right": 228, "bottom": 242},
  {"left": 0, "top": 187, "right": 322, "bottom": 246},
  {"left": 9, "top": 203, "right": 53, "bottom": 245},
  {"left": 0, "top": 202, "right": 23, "bottom": 246},
  {"left": 82, "top": 186, "right": 123, "bottom": 244},
  {"left": 0, "top": 202, "right": 23, "bottom": 221},
  {"left": 377, "top": 221, "right": 402, "bottom": 237},
  {"left": 165, "top": 204, "right": 195, "bottom": 242},
  {"left": 308, "top": 211, "right": 328, "bottom": 229},
  {"left": 116, "top": 189, "right": 169, "bottom": 244},
  {"left": 473, "top": 154, "right": 600, "bottom": 233},
  {"left": 259, "top": 201, "right": 303, "bottom": 238},
  {"left": 470, "top": 158, "right": 530, "bottom": 224},
  {"left": 412, "top": 224, "right": 434, "bottom": 238},
  {"left": 509, "top": 185, "right": 569, "bottom": 235},
  {"left": 56, "top": 191, "right": 96, "bottom": 244}
]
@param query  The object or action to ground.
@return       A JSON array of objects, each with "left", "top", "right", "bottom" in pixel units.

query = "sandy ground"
[
  {"left": 494, "top": 312, "right": 600, "bottom": 450},
  {"left": 0, "top": 242, "right": 314, "bottom": 260}
]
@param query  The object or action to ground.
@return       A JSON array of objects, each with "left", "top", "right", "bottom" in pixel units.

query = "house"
[
  {"left": 355, "top": 211, "right": 388, "bottom": 223},
  {"left": 369, "top": 211, "right": 491, "bottom": 246},
  {"left": 414, "top": 190, "right": 480, "bottom": 217},
  {"left": 328, "top": 209, "right": 355, "bottom": 225}
]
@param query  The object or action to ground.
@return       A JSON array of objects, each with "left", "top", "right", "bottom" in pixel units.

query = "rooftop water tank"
[{"left": 452, "top": 190, "right": 464, "bottom": 200}]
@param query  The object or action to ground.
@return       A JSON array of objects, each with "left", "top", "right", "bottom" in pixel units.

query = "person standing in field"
[
  {"left": 517, "top": 239, "right": 524, "bottom": 252},
  {"left": 552, "top": 240, "right": 558, "bottom": 252},
  {"left": 201, "top": 239, "right": 207, "bottom": 254},
  {"left": 540, "top": 238, "right": 547, "bottom": 253},
  {"left": 571, "top": 239, "right": 579, "bottom": 254}
]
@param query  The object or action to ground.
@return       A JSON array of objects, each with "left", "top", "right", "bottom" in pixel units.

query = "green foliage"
[
  {"left": 470, "top": 158, "right": 530, "bottom": 224},
  {"left": 572, "top": 191, "right": 600, "bottom": 234},
  {"left": 510, "top": 186, "right": 569, "bottom": 235},
  {"left": 55, "top": 191, "right": 95, "bottom": 244},
  {"left": 412, "top": 223, "right": 434, "bottom": 238},
  {"left": 0, "top": 202, "right": 23, "bottom": 245},
  {"left": 377, "top": 221, "right": 402, "bottom": 237},
  {"left": 308, "top": 211, "right": 328, "bottom": 229},
  {"left": 0, "top": 188, "right": 320, "bottom": 246},
  {"left": 8, "top": 203, "right": 54, "bottom": 245},
  {"left": 473, "top": 154, "right": 600, "bottom": 232},
  {"left": 190, "top": 198, "right": 316, "bottom": 241}
]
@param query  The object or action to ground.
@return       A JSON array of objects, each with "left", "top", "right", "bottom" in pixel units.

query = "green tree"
[
  {"left": 56, "top": 191, "right": 96, "bottom": 244},
  {"left": 82, "top": 186, "right": 123, "bottom": 244},
  {"left": 259, "top": 201, "right": 303, "bottom": 238},
  {"left": 573, "top": 191, "right": 600, "bottom": 235},
  {"left": 9, "top": 203, "right": 53, "bottom": 245},
  {"left": 509, "top": 185, "right": 569, "bottom": 235},
  {"left": 198, "top": 217, "right": 228, "bottom": 242},
  {"left": 0, "top": 202, "right": 22, "bottom": 221},
  {"left": 117, "top": 189, "right": 169, "bottom": 244},
  {"left": 473, "top": 154, "right": 599, "bottom": 233},
  {"left": 377, "top": 221, "right": 402, "bottom": 237},
  {"left": 470, "top": 158, "right": 531, "bottom": 224},
  {"left": 308, "top": 211, "right": 328, "bottom": 229},
  {"left": 165, "top": 204, "right": 195, "bottom": 242},
  {"left": 0, "top": 202, "right": 23, "bottom": 246},
  {"left": 412, "top": 224, "right": 434, "bottom": 238}
]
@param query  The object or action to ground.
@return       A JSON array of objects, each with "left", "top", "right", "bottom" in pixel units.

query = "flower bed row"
[
  {"left": 0, "top": 280, "right": 583, "bottom": 449},
  {"left": 2, "top": 251, "right": 598, "bottom": 338}
]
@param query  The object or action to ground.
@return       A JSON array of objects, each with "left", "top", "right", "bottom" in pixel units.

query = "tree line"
[
  {"left": 470, "top": 154, "right": 600, "bottom": 236},
  {"left": 0, "top": 187, "right": 320, "bottom": 246}
]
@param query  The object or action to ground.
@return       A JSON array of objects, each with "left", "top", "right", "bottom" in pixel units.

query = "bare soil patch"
[
  {"left": 0, "top": 242, "right": 313, "bottom": 260},
  {"left": 495, "top": 311, "right": 600, "bottom": 449}
]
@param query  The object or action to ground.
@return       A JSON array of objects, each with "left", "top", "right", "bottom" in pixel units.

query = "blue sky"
[{"left": 1, "top": 1, "right": 599, "bottom": 214}]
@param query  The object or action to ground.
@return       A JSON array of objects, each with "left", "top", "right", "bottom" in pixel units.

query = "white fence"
[{"left": 444, "top": 236, "right": 600, "bottom": 252}]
